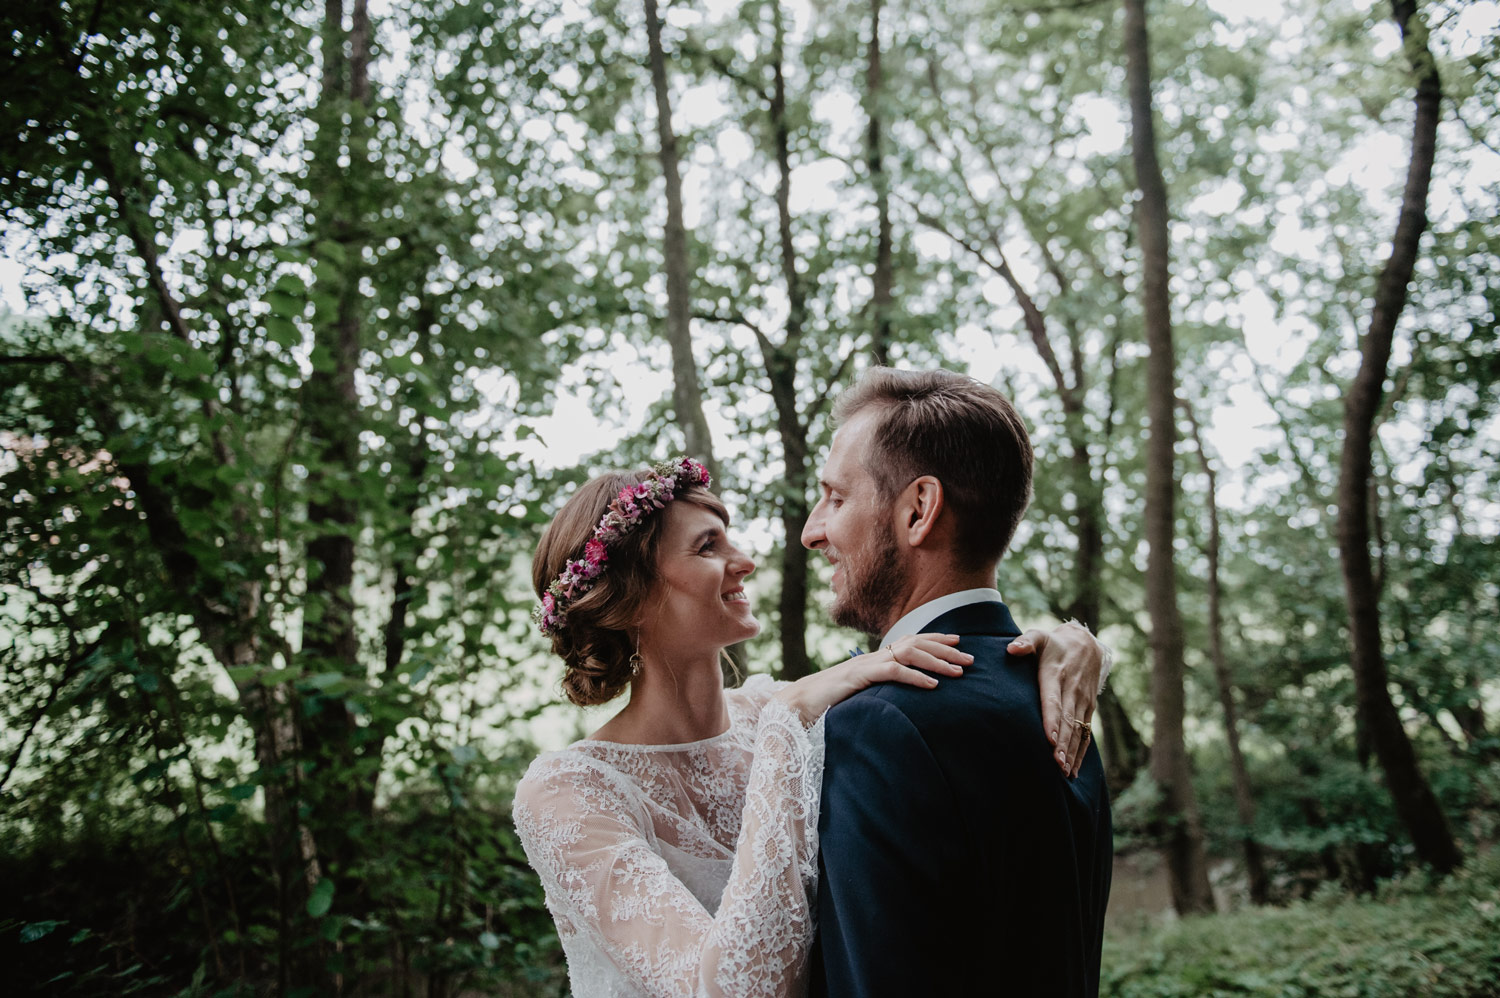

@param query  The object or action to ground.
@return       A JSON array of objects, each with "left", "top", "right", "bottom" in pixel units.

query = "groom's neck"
[{"left": 882, "top": 557, "right": 997, "bottom": 634}]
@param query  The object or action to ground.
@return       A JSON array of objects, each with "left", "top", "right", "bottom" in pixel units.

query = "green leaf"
[
  {"left": 266, "top": 316, "right": 300, "bottom": 348},
  {"left": 478, "top": 931, "right": 500, "bottom": 950},
  {"left": 168, "top": 345, "right": 216, "bottom": 379},
  {"left": 315, "top": 239, "right": 349, "bottom": 268},
  {"left": 306, "top": 878, "right": 335, "bottom": 918},
  {"left": 215, "top": 463, "right": 248, "bottom": 485},
  {"left": 20, "top": 921, "right": 63, "bottom": 943},
  {"left": 267, "top": 291, "right": 303, "bottom": 318},
  {"left": 226, "top": 665, "right": 258, "bottom": 685},
  {"left": 273, "top": 274, "right": 308, "bottom": 296},
  {"left": 303, "top": 672, "right": 346, "bottom": 691}
]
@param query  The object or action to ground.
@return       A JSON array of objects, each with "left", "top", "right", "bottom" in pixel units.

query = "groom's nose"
[{"left": 801, "top": 499, "right": 827, "bottom": 551}]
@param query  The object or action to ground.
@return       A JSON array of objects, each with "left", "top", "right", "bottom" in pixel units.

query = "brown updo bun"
[{"left": 533, "top": 467, "right": 728, "bottom": 707}]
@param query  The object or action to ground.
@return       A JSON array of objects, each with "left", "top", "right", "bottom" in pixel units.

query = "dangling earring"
[{"left": 629, "top": 636, "right": 643, "bottom": 679}]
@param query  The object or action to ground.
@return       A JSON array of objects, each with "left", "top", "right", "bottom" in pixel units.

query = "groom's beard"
[{"left": 829, "top": 523, "right": 904, "bottom": 638}]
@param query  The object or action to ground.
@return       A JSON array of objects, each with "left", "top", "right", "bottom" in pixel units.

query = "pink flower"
[{"left": 584, "top": 538, "right": 607, "bottom": 565}]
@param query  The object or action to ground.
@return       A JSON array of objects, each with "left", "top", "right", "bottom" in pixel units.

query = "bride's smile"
[{"left": 638, "top": 503, "right": 761, "bottom": 660}]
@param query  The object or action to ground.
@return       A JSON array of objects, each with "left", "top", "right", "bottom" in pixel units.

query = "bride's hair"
[{"left": 532, "top": 468, "right": 728, "bottom": 706}]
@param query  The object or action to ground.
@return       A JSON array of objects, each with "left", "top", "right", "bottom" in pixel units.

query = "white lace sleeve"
[{"left": 513, "top": 699, "right": 825, "bottom": 998}]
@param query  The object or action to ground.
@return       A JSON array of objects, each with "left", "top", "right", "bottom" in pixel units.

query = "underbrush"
[
  {"left": 1103, "top": 850, "right": 1500, "bottom": 997},
  {"left": 0, "top": 796, "right": 565, "bottom": 997}
]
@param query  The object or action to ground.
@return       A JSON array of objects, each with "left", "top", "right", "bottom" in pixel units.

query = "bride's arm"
[
  {"left": 513, "top": 639, "right": 968, "bottom": 998},
  {"left": 512, "top": 697, "right": 824, "bottom": 998}
]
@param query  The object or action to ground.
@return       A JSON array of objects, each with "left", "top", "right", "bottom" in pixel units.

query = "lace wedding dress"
[{"left": 513, "top": 675, "right": 825, "bottom": 998}]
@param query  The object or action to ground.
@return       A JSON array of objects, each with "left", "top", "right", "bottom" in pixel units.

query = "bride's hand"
[
  {"left": 775, "top": 632, "right": 973, "bottom": 726},
  {"left": 1008, "top": 621, "right": 1111, "bottom": 779}
]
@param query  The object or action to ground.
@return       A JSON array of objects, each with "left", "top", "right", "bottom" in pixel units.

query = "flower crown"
[{"left": 534, "top": 456, "right": 712, "bottom": 636}]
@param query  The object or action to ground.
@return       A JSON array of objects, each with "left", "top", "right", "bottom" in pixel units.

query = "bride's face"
[{"left": 637, "top": 502, "right": 760, "bottom": 660}]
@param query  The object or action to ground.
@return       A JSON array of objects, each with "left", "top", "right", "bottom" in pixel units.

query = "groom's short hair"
[{"left": 834, "top": 367, "right": 1033, "bottom": 569}]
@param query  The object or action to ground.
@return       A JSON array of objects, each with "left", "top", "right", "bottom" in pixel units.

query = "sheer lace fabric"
[{"left": 513, "top": 675, "right": 825, "bottom": 998}]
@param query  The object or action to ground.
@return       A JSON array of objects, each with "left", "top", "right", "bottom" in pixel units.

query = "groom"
[{"left": 803, "top": 368, "right": 1113, "bottom": 996}]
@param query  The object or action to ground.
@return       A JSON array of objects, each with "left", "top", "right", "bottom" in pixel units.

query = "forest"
[{"left": 1, "top": 0, "right": 1498, "bottom": 995}]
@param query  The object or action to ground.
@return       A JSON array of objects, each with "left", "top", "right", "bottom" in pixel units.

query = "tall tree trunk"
[
  {"left": 1184, "top": 401, "right": 1270, "bottom": 905},
  {"left": 644, "top": 0, "right": 717, "bottom": 478},
  {"left": 297, "top": 4, "right": 374, "bottom": 987},
  {"left": 367, "top": 298, "right": 435, "bottom": 817},
  {"left": 866, "top": 0, "right": 893, "bottom": 366},
  {"left": 303, "top": 0, "right": 368, "bottom": 715},
  {"left": 1335, "top": 0, "right": 1460, "bottom": 874},
  {"left": 767, "top": 0, "right": 812, "bottom": 680},
  {"left": 1067, "top": 520, "right": 1148, "bottom": 791},
  {"left": 1062, "top": 445, "right": 1147, "bottom": 792},
  {"left": 1122, "top": 0, "right": 1215, "bottom": 916},
  {"left": 644, "top": 0, "right": 745, "bottom": 683},
  {"left": 1066, "top": 566, "right": 1148, "bottom": 791}
]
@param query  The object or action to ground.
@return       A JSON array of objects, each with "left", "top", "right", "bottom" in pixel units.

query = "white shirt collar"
[{"left": 879, "top": 588, "right": 1003, "bottom": 647}]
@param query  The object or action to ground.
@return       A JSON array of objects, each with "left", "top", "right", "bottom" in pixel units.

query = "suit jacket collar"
[
  {"left": 880, "top": 587, "right": 1002, "bottom": 646},
  {"left": 922, "top": 599, "right": 1021, "bottom": 639}
]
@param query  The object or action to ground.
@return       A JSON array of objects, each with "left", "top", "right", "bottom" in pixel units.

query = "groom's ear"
[{"left": 901, "top": 476, "right": 944, "bottom": 548}]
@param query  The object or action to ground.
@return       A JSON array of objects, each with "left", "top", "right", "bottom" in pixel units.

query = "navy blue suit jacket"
[{"left": 809, "top": 601, "right": 1112, "bottom": 997}]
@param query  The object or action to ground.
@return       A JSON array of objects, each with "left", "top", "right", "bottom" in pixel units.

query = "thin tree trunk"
[
  {"left": 1123, "top": 0, "right": 1215, "bottom": 916},
  {"left": 1063, "top": 422, "right": 1151, "bottom": 790},
  {"left": 1451, "top": 670, "right": 1494, "bottom": 759},
  {"left": 644, "top": 0, "right": 717, "bottom": 477},
  {"left": 644, "top": 0, "right": 746, "bottom": 682},
  {"left": 1446, "top": 484, "right": 1495, "bottom": 759},
  {"left": 1336, "top": 0, "right": 1460, "bottom": 875},
  {"left": 303, "top": 0, "right": 368, "bottom": 687},
  {"left": 866, "top": 0, "right": 893, "bottom": 366},
  {"left": 1183, "top": 400, "right": 1270, "bottom": 905},
  {"left": 1067, "top": 523, "right": 1149, "bottom": 790},
  {"left": 303, "top": 0, "right": 367, "bottom": 714},
  {"left": 767, "top": 0, "right": 812, "bottom": 680},
  {"left": 367, "top": 297, "right": 434, "bottom": 817},
  {"left": 295, "top": 4, "right": 374, "bottom": 989},
  {"left": 1066, "top": 572, "right": 1148, "bottom": 791}
]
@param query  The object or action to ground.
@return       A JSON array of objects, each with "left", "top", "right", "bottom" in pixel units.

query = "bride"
[{"left": 513, "top": 457, "right": 1105, "bottom": 997}]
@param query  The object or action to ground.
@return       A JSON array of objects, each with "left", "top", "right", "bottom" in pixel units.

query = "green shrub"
[{"left": 1103, "top": 851, "right": 1500, "bottom": 998}]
